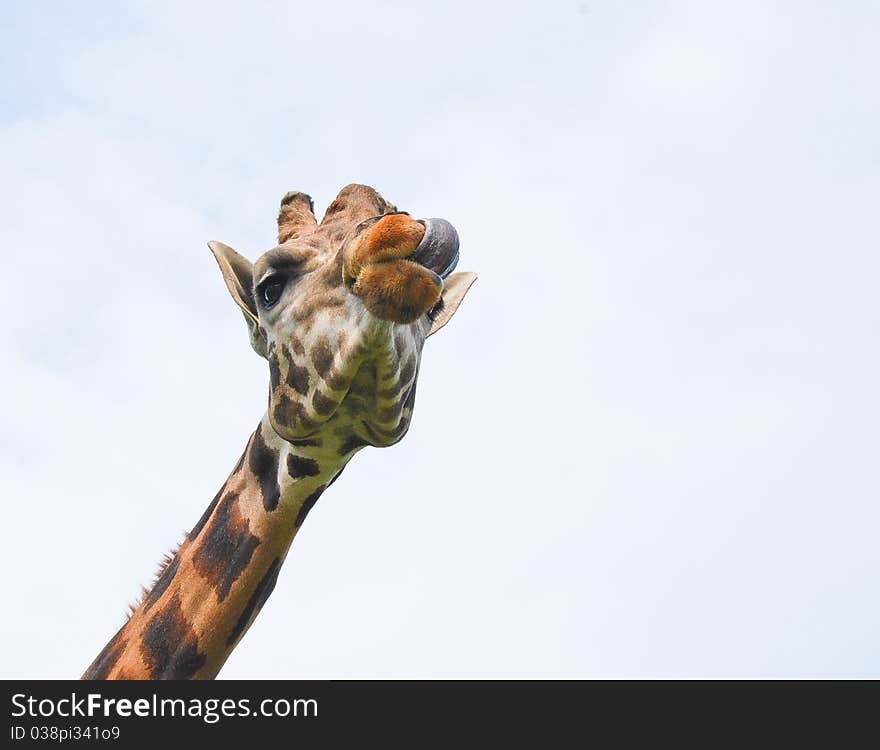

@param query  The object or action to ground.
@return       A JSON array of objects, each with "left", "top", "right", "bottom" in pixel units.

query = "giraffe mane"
[{"left": 127, "top": 538, "right": 186, "bottom": 620}]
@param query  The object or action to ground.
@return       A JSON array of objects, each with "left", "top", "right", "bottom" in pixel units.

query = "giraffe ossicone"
[{"left": 82, "top": 184, "right": 476, "bottom": 680}]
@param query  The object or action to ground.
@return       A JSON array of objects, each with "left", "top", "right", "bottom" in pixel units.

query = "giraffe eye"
[
  {"left": 427, "top": 298, "right": 445, "bottom": 322},
  {"left": 260, "top": 276, "right": 286, "bottom": 308}
]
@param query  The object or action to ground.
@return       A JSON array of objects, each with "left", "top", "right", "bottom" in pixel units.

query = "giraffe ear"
[
  {"left": 208, "top": 241, "right": 268, "bottom": 358},
  {"left": 428, "top": 272, "right": 477, "bottom": 337}
]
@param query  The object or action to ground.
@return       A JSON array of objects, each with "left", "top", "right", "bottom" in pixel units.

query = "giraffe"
[{"left": 82, "top": 184, "right": 476, "bottom": 680}]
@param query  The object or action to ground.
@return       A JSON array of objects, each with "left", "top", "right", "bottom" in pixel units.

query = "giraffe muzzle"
[{"left": 412, "top": 218, "right": 460, "bottom": 279}]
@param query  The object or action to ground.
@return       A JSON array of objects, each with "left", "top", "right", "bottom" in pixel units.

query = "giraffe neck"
[{"left": 82, "top": 414, "right": 354, "bottom": 680}]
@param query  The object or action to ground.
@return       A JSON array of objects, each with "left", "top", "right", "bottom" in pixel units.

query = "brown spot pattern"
[
  {"left": 287, "top": 453, "right": 320, "bottom": 478},
  {"left": 311, "top": 336, "right": 334, "bottom": 377},
  {"left": 311, "top": 388, "right": 336, "bottom": 415},
  {"left": 273, "top": 393, "right": 317, "bottom": 433},
  {"left": 248, "top": 427, "right": 281, "bottom": 511},
  {"left": 226, "top": 557, "right": 282, "bottom": 647},
  {"left": 141, "top": 595, "right": 206, "bottom": 679},
  {"left": 284, "top": 347, "right": 310, "bottom": 395},
  {"left": 339, "top": 435, "right": 369, "bottom": 455},
  {"left": 192, "top": 492, "right": 261, "bottom": 601}
]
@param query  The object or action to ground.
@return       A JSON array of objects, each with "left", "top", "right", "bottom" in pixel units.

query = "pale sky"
[{"left": 2, "top": 1, "right": 878, "bottom": 678}]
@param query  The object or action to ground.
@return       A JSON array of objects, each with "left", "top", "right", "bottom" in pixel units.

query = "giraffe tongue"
[{"left": 412, "top": 218, "right": 460, "bottom": 279}]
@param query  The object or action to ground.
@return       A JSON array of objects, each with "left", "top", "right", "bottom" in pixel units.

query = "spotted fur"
[
  {"left": 141, "top": 595, "right": 206, "bottom": 679},
  {"left": 191, "top": 492, "right": 261, "bottom": 601},
  {"left": 248, "top": 427, "right": 281, "bottom": 512},
  {"left": 226, "top": 557, "right": 282, "bottom": 647},
  {"left": 82, "top": 184, "right": 475, "bottom": 681}
]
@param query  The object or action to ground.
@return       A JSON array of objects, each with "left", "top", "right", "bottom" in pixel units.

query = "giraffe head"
[{"left": 209, "top": 184, "right": 476, "bottom": 448}]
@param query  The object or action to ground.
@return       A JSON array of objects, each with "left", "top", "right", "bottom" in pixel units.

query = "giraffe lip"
[{"left": 411, "top": 218, "right": 460, "bottom": 279}]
